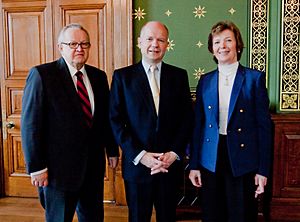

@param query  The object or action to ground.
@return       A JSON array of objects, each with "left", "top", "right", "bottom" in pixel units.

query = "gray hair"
[{"left": 57, "top": 23, "right": 90, "bottom": 44}]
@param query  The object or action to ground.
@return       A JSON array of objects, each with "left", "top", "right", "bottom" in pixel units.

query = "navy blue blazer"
[
  {"left": 21, "top": 58, "right": 118, "bottom": 191},
  {"left": 109, "top": 61, "right": 193, "bottom": 183},
  {"left": 189, "top": 64, "right": 272, "bottom": 177}
]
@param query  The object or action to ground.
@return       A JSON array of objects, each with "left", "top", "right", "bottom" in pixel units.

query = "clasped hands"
[{"left": 140, "top": 152, "right": 177, "bottom": 175}]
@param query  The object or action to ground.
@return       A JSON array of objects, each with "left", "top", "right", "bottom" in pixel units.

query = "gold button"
[
  {"left": 240, "top": 143, "right": 245, "bottom": 148},
  {"left": 208, "top": 106, "right": 212, "bottom": 109},
  {"left": 209, "top": 124, "right": 212, "bottom": 128},
  {"left": 240, "top": 109, "right": 244, "bottom": 113},
  {"left": 238, "top": 128, "right": 242, "bottom": 132}
]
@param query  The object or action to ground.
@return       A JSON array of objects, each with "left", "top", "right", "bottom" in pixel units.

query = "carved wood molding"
[{"left": 271, "top": 114, "right": 300, "bottom": 221}]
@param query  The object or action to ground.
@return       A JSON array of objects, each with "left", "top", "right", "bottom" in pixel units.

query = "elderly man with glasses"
[{"left": 21, "top": 23, "right": 119, "bottom": 222}]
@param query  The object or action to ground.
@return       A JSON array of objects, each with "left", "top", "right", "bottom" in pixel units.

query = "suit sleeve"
[
  {"left": 101, "top": 74, "right": 119, "bottom": 158},
  {"left": 255, "top": 72, "right": 272, "bottom": 177},
  {"left": 21, "top": 68, "right": 47, "bottom": 174},
  {"left": 109, "top": 71, "right": 142, "bottom": 161},
  {"left": 189, "top": 79, "right": 203, "bottom": 169},
  {"left": 171, "top": 70, "right": 194, "bottom": 158}
]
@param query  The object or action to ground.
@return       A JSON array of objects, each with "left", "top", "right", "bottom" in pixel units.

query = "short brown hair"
[{"left": 208, "top": 21, "right": 244, "bottom": 63}]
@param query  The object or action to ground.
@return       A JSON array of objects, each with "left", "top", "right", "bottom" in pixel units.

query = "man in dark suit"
[
  {"left": 21, "top": 23, "right": 119, "bottom": 222},
  {"left": 109, "top": 21, "right": 193, "bottom": 222}
]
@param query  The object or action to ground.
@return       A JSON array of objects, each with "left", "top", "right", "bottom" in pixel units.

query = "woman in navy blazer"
[{"left": 189, "top": 21, "right": 272, "bottom": 222}]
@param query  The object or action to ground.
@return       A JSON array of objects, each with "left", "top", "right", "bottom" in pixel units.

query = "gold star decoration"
[
  {"left": 196, "top": 41, "right": 204, "bottom": 48},
  {"left": 193, "top": 6, "right": 207, "bottom": 19},
  {"left": 193, "top": 67, "right": 205, "bottom": 79},
  {"left": 228, "top": 8, "right": 236, "bottom": 15},
  {"left": 167, "top": 38, "right": 175, "bottom": 51},
  {"left": 133, "top": 7, "right": 146, "bottom": 21},
  {"left": 165, "top": 10, "right": 172, "bottom": 17}
]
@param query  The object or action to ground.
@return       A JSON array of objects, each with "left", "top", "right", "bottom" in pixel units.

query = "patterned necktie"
[
  {"left": 149, "top": 65, "right": 160, "bottom": 114},
  {"left": 75, "top": 71, "right": 93, "bottom": 127}
]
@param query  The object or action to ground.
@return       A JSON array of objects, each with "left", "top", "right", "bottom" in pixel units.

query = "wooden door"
[
  {"left": 0, "top": 0, "right": 131, "bottom": 204},
  {"left": 0, "top": 0, "right": 53, "bottom": 197}
]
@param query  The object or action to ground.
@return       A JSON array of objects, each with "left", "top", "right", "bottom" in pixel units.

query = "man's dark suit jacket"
[
  {"left": 109, "top": 61, "right": 193, "bottom": 183},
  {"left": 21, "top": 57, "right": 118, "bottom": 191}
]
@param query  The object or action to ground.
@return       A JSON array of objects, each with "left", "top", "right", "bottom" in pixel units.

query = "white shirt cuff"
[
  {"left": 30, "top": 168, "right": 48, "bottom": 176},
  {"left": 133, "top": 150, "right": 147, "bottom": 165}
]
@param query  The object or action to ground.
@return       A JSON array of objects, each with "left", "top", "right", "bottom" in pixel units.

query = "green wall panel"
[
  {"left": 268, "top": 0, "right": 281, "bottom": 112},
  {"left": 133, "top": 0, "right": 249, "bottom": 89}
]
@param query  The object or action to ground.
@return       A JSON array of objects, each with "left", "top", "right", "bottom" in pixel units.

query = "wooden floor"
[{"left": 0, "top": 197, "right": 201, "bottom": 222}]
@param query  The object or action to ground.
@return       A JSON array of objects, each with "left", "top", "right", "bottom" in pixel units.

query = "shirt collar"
[
  {"left": 63, "top": 58, "right": 87, "bottom": 77},
  {"left": 142, "top": 60, "right": 162, "bottom": 74},
  {"left": 218, "top": 61, "right": 239, "bottom": 76}
]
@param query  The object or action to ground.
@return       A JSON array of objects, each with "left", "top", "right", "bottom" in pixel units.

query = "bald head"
[
  {"left": 138, "top": 21, "right": 169, "bottom": 65},
  {"left": 140, "top": 21, "right": 169, "bottom": 38}
]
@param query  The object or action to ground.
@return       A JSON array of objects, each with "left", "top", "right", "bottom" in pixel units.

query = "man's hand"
[
  {"left": 31, "top": 171, "right": 48, "bottom": 187},
  {"left": 108, "top": 157, "right": 119, "bottom": 169},
  {"left": 189, "top": 170, "right": 202, "bottom": 187},
  {"left": 157, "top": 152, "right": 177, "bottom": 168},
  {"left": 254, "top": 174, "right": 267, "bottom": 198},
  {"left": 140, "top": 152, "right": 168, "bottom": 175},
  {"left": 150, "top": 152, "right": 177, "bottom": 174}
]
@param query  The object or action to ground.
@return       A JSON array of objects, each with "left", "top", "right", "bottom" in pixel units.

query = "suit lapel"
[
  {"left": 85, "top": 65, "right": 97, "bottom": 111},
  {"left": 206, "top": 70, "right": 219, "bottom": 123},
  {"left": 56, "top": 58, "right": 84, "bottom": 119},
  {"left": 159, "top": 62, "right": 171, "bottom": 115},
  {"left": 228, "top": 65, "right": 245, "bottom": 122}
]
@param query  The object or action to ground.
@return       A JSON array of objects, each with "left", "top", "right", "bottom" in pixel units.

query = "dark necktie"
[{"left": 75, "top": 71, "right": 93, "bottom": 127}]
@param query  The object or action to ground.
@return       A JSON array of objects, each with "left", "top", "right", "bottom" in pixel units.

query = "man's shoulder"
[
  {"left": 114, "top": 63, "right": 140, "bottom": 73},
  {"left": 33, "top": 60, "right": 58, "bottom": 72},
  {"left": 32, "top": 58, "right": 70, "bottom": 76},
  {"left": 85, "top": 63, "right": 105, "bottom": 73},
  {"left": 161, "top": 63, "right": 188, "bottom": 81},
  {"left": 162, "top": 62, "right": 186, "bottom": 73},
  {"left": 112, "top": 63, "right": 142, "bottom": 81}
]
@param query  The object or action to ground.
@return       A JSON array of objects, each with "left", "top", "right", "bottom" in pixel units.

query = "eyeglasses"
[{"left": 61, "top": 42, "right": 91, "bottom": 49}]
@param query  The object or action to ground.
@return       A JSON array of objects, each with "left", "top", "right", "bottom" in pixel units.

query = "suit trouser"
[
  {"left": 200, "top": 135, "right": 258, "bottom": 222},
  {"left": 38, "top": 177, "right": 104, "bottom": 222},
  {"left": 124, "top": 173, "right": 179, "bottom": 222}
]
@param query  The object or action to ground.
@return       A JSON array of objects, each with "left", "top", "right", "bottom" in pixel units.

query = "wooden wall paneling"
[
  {"left": 271, "top": 114, "right": 300, "bottom": 221},
  {"left": 0, "top": 0, "right": 5, "bottom": 197},
  {"left": 113, "top": 0, "right": 133, "bottom": 70},
  {"left": 112, "top": 0, "right": 132, "bottom": 206},
  {"left": 0, "top": 0, "right": 53, "bottom": 197},
  {"left": 4, "top": 4, "right": 47, "bottom": 79}
]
